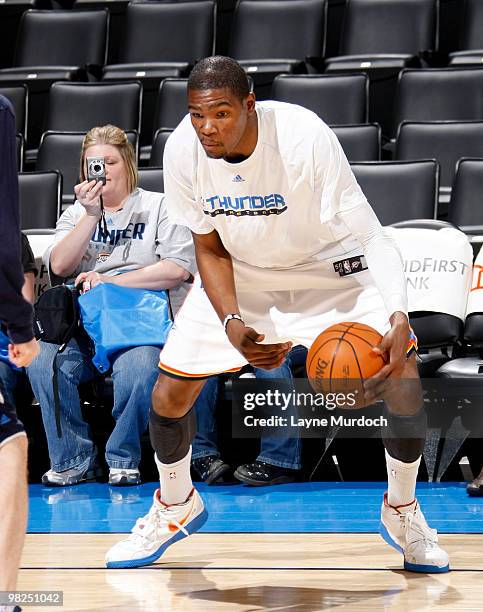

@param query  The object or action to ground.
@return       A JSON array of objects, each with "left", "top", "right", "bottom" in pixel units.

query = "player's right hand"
[
  {"left": 75, "top": 179, "right": 103, "bottom": 217},
  {"left": 8, "top": 338, "right": 40, "bottom": 368},
  {"left": 226, "top": 320, "right": 292, "bottom": 369}
]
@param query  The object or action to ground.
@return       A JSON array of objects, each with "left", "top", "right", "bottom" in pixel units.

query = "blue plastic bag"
[
  {"left": 0, "top": 329, "right": 20, "bottom": 371},
  {"left": 78, "top": 284, "right": 172, "bottom": 373}
]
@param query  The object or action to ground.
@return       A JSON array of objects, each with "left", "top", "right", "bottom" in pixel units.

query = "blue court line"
[{"left": 28, "top": 482, "right": 483, "bottom": 534}]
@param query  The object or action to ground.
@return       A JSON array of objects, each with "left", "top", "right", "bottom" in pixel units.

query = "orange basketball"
[{"left": 306, "top": 322, "right": 386, "bottom": 403}]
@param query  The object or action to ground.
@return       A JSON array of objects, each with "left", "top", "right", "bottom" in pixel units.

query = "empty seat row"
[
  {"left": 5, "top": 0, "right": 482, "bottom": 71},
  {"left": 0, "top": 0, "right": 449, "bottom": 144},
  {"left": 7, "top": 66, "right": 483, "bottom": 156},
  {"left": 0, "top": 81, "right": 142, "bottom": 155},
  {"left": 272, "top": 68, "right": 483, "bottom": 138},
  {"left": 355, "top": 159, "right": 483, "bottom": 228}
]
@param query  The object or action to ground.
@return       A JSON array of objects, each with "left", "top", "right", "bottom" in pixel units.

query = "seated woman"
[{"left": 27, "top": 125, "right": 196, "bottom": 487}]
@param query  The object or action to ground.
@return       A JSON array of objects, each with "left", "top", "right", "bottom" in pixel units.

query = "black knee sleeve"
[
  {"left": 382, "top": 408, "right": 427, "bottom": 463},
  {"left": 149, "top": 407, "right": 197, "bottom": 464}
]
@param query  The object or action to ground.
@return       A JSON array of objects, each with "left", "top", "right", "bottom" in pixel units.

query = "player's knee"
[
  {"left": 384, "top": 437, "right": 425, "bottom": 463},
  {"left": 149, "top": 406, "right": 197, "bottom": 464},
  {"left": 151, "top": 374, "right": 194, "bottom": 418}
]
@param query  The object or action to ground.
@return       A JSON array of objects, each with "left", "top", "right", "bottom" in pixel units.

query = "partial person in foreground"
[
  {"left": 0, "top": 233, "right": 37, "bottom": 408},
  {"left": 106, "top": 57, "right": 449, "bottom": 573},
  {"left": 0, "top": 95, "right": 40, "bottom": 611}
]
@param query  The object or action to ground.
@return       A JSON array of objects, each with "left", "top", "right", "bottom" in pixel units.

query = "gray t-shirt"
[{"left": 44, "top": 188, "right": 197, "bottom": 314}]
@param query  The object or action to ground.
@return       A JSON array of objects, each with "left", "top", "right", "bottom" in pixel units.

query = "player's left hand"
[
  {"left": 75, "top": 271, "right": 109, "bottom": 292},
  {"left": 363, "top": 311, "right": 410, "bottom": 402}
]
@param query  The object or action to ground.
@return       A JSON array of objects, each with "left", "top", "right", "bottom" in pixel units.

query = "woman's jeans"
[
  {"left": 192, "top": 348, "right": 304, "bottom": 470},
  {"left": 27, "top": 333, "right": 160, "bottom": 472}
]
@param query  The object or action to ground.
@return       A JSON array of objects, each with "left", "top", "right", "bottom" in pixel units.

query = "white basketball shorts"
[{"left": 158, "top": 261, "right": 414, "bottom": 379}]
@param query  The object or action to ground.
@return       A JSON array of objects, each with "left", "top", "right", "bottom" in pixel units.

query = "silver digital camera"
[{"left": 86, "top": 157, "right": 106, "bottom": 184}]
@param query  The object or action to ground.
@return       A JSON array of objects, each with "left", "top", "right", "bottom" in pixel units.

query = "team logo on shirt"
[
  {"left": 96, "top": 252, "right": 111, "bottom": 264},
  {"left": 203, "top": 193, "right": 287, "bottom": 217}
]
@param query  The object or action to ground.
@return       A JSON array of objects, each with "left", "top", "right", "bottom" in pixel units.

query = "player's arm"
[
  {"left": 318, "top": 126, "right": 409, "bottom": 378},
  {"left": 192, "top": 230, "right": 292, "bottom": 369},
  {"left": 50, "top": 180, "right": 103, "bottom": 277},
  {"left": 340, "top": 201, "right": 410, "bottom": 376},
  {"left": 0, "top": 101, "right": 38, "bottom": 366}
]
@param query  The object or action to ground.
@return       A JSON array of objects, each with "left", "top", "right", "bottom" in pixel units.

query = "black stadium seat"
[
  {"left": 141, "top": 78, "right": 187, "bottom": 163},
  {"left": 0, "top": 10, "right": 109, "bottom": 148},
  {"left": 5, "top": 9, "right": 108, "bottom": 73},
  {"left": 149, "top": 128, "right": 173, "bottom": 168},
  {"left": 448, "top": 158, "right": 483, "bottom": 231},
  {"left": 331, "top": 124, "right": 380, "bottom": 161},
  {"left": 0, "top": 0, "right": 36, "bottom": 69},
  {"left": 325, "top": 0, "right": 437, "bottom": 136},
  {"left": 152, "top": 78, "right": 188, "bottom": 134},
  {"left": 45, "top": 82, "right": 142, "bottom": 135},
  {"left": 18, "top": 170, "right": 62, "bottom": 231},
  {"left": 0, "top": 85, "right": 27, "bottom": 139},
  {"left": 393, "top": 68, "right": 483, "bottom": 136},
  {"left": 137, "top": 167, "right": 164, "bottom": 193},
  {"left": 102, "top": 1, "right": 215, "bottom": 147},
  {"left": 272, "top": 74, "right": 368, "bottom": 125},
  {"left": 37, "top": 131, "right": 138, "bottom": 208},
  {"left": 352, "top": 160, "right": 438, "bottom": 225},
  {"left": 449, "top": 0, "right": 483, "bottom": 66},
  {"left": 333, "top": 0, "right": 436, "bottom": 57},
  {"left": 395, "top": 121, "right": 483, "bottom": 191},
  {"left": 103, "top": 1, "right": 215, "bottom": 78},
  {"left": 229, "top": 0, "right": 327, "bottom": 98},
  {"left": 36, "top": 132, "right": 86, "bottom": 208},
  {"left": 73, "top": 0, "right": 128, "bottom": 65}
]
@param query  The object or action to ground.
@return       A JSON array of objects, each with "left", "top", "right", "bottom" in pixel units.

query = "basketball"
[{"left": 306, "top": 322, "right": 386, "bottom": 401}]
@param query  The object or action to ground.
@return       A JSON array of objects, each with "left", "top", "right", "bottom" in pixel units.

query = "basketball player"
[
  {"left": 106, "top": 57, "right": 449, "bottom": 573},
  {"left": 0, "top": 95, "right": 39, "bottom": 610}
]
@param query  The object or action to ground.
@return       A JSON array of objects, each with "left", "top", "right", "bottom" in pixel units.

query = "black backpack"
[{"left": 34, "top": 285, "right": 81, "bottom": 438}]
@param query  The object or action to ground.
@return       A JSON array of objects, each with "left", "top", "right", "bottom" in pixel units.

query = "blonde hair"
[{"left": 80, "top": 124, "right": 138, "bottom": 193}]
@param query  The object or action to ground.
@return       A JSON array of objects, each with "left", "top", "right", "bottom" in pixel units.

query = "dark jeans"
[
  {"left": 0, "top": 361, "right": 28, "bottom": 446},
  {"left": 192, "top": 346, "right": 306, "bottom": 470},
  {"left": 0, "top": 360, "right": 23, "bottom": 407},
  {"left": 27, "top": 335, "right": 160, "bottom": 471}
]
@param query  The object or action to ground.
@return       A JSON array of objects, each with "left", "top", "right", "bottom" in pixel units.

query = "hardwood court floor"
[{"left": 19, "top": 533, "right": 483, "bottom": 611}]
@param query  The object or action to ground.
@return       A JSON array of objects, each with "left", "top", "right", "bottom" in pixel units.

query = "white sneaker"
[
  {"left": 105, "top": 487, "right": 207, "bottom": 568},
  {"left": 108, "top": 468, "right": 141, "bottom": 486},
  {"left": 380, "top": 493, "right": 450, "bottom": 573}
]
